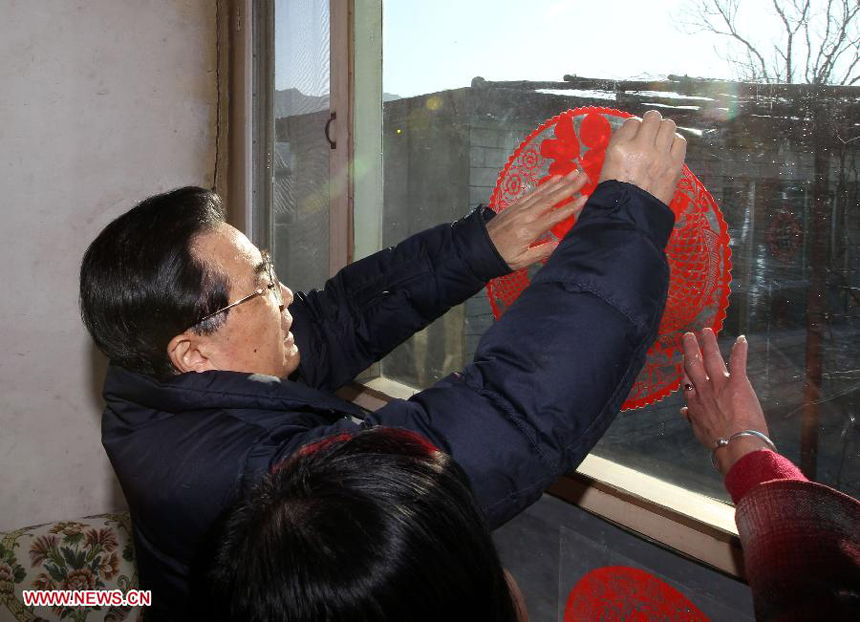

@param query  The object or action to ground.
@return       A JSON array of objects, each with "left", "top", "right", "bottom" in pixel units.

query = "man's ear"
[{"left": 167, "top": 331, "right": 217, "bottom": 374}]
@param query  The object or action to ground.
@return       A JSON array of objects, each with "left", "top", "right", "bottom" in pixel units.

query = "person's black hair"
[
  {"left": 79, "top": 186, "right": 230, "bottom": 380},
  {"left": 204, "top": 427, "right": 522, "bottom": 622}
]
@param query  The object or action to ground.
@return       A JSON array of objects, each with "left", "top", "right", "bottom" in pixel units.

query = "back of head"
[
  {"left": 80, "top": 186, "right": 229, "bottom": 380},
  {"left": 205, "top": 428, "right": 520, "bottom": 622}
]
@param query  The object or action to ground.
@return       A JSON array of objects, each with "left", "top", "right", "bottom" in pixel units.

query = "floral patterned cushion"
[{"left": 0, "top": 512, "right": 140, "bottom": 622}]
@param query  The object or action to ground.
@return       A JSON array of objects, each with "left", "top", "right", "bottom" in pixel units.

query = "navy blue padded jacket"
[{"left": 101, "top": 180, "right": 674, "bottom": 618}]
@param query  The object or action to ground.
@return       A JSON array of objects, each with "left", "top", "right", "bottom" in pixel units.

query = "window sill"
[
  {"left": 550, "top": 455, "right": 744, "bottom": 578},
  {"left": 339, "top": 377, "right": 746, "bottom": 579}
]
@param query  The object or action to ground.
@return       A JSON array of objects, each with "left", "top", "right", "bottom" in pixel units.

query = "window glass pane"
[
  {"left": 372, "top": 0, "right": 860, "bottom": 501},
  {"left": 271, "top": 0, "right": 330, "bottom": 294}
]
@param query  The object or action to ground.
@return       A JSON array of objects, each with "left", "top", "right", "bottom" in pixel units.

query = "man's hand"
[
  {"left": 681, "top": 329, "right": 771, "bottom": 475},
  {"left": 486, "top": 170, "right": 588, "bottom": 271},
  {"left": 598, "top": 110, "right": 686, "bottom": 205}
]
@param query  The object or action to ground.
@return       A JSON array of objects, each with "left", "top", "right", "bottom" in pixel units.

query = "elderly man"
[{"left": 80, "top": 110, "right": 684, "bottom": 618}]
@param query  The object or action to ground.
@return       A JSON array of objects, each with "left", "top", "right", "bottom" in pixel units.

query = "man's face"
[{"left": 189, "top": 222, "right": 301, "bottom": 378}]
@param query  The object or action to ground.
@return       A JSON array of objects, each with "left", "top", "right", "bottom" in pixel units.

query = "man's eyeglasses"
[{"left": 188, "top": 250, "right": 283, "bottom": 330}]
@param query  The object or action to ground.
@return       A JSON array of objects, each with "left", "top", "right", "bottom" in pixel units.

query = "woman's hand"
[
  {"left": 486, "top": 170, "right": 589, "bottom": 271},
  {"left": 681, "top": 328, "right": 771, "bottom": 475}
]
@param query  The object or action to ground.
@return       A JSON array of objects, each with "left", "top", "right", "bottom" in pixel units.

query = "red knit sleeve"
[
  {"left": 724, "top": 448, "right": 806, "bottom": 504},
  {"left": 733, "top": 479, "right": 860, "bottom": 620}
]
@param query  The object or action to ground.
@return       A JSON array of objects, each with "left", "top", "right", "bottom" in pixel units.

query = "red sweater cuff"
[{"left": 724, "top": 449, "right": 808, "bottom": 504}]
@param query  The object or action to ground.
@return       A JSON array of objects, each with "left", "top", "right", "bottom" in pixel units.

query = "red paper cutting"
[
  {"left": 564, "top": 566, "right": 709, "bottom": 622},
  {"left": 486, "top": 107, "right": 732, "bottom": 411}
]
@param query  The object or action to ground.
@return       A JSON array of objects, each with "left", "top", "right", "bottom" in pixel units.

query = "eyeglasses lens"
[{"left": 267, "top": 259, "right": 284, "bottom": 307}]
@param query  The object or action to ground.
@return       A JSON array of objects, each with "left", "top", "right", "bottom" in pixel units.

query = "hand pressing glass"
[
  {"left": 486, "top": 170, "right": 588, "bottom": 271},
  {"left": 598, "top": 109, "right": 687, "bottom": 205},
  {"left": 681, "top": 328, "right": 773, "bottom": 475}
]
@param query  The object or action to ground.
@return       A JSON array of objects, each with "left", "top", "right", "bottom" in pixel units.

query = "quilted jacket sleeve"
[
  {"left": 361, "top": 180, "right": 674, "bottom": 527},
  {"left": 288, "top": 206, "right": 510, "bottom": 392}
]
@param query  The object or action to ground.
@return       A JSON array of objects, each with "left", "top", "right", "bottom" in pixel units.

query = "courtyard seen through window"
[{"left": 270, "top": 0, "right": 859, "bottom": 504}]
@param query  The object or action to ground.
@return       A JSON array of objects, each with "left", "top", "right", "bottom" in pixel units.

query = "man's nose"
[{"left": 280, "top": 282, "right": 294, "bottom": 309}]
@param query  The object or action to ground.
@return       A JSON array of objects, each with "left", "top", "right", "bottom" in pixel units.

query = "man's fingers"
[
  {"left": 539, "top": 173, "right": 585, "bottom": 206},
  {"left": 656, "top": 119, "right": 677, "bottom": 151},
  {"left": 612, "top": 117, "right": 640, "bottom": 143},
  {"left": 542, "top": 170, "right": 581, "bottom": 192},
  {"left": 566, "top": 193, "right": 589, "bottom": 216},
  {"left": 541, "top": 194, "right": 587, "bottom": 229},
  {"left": 682, "top": 332, "right": 709, "bottom": 388},
  {"left": 547, "top": 170, "right": 586, "bottom": 199},
  {"left": 507, "top": 174, "right": 565, "bottom": 212},
  {"left": 700, "top": 327, "right": 728, "bottom": 382},
  {"left": 522, "top": 175, "right": 586, "bottom": 227},
  {"left": 728, "top": 335, "right": 749, "bottom": 380},
  {"left": 487, "top": 170, "right": 587, "bottom": 270},
  {"left": 544, "top": 190, "right": 587, "bottom": 219},
  {"left": 520, "top": 171, "right": 581, "bottom": 210},
  {"left": 637, "top": 110, "right": 663, "bottom": 144},
  {"left": 671, "top": 133, "right": 687, "bottom": 164},
  {"left": 566, "top": 169, "right": 589, "bottom": 194}
]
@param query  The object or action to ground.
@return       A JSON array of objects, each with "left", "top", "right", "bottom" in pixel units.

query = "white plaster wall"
[{"left": 0, "top": 0, "right": 216, "bottom": 530}]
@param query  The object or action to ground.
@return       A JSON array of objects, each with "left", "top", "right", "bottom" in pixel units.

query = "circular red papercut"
[
  {"left": 564, "top": 566, "right": 709, "bottom": 622},
  {"left": 486, "top": 107, "right": 732, "bottom": 410}
]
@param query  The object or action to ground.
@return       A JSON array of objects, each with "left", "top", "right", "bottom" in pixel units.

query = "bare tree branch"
[
  {"left": 773, "top": 0, "right": 796, "bottom": 81},
  {"left": 811, "top": 0, "right": 837, "bottom": 82},
  {"left": 839, "top": 53, "right": 860, "bottom": 84},
  {"left": 687, "top": 0, "right": 859, "bottom": 85},
  {"left": 713, "top": 0, "right": 771, "bottom": 79},
  {"left": 804, "top": 7, "right": 814, "bottom": 82},
  {"left": 815, "top": 2, "right": 860, "bottom": 83}
]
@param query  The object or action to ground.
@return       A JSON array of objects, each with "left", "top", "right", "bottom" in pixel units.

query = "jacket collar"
[{"left": 103, "top": 365, "right": 367, "bottom": 419}]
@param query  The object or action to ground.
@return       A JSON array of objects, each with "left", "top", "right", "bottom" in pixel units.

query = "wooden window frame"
[
  {"left": 225, "top": 0, "right": 353, "bottom": 264},
  {"left": 227, "top": 0, "right": 748, "bottom": 582}
]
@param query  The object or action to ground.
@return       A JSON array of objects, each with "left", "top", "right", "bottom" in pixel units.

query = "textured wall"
[{"left": 0, "top": 0, "right": 217, "bottom": 530}]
